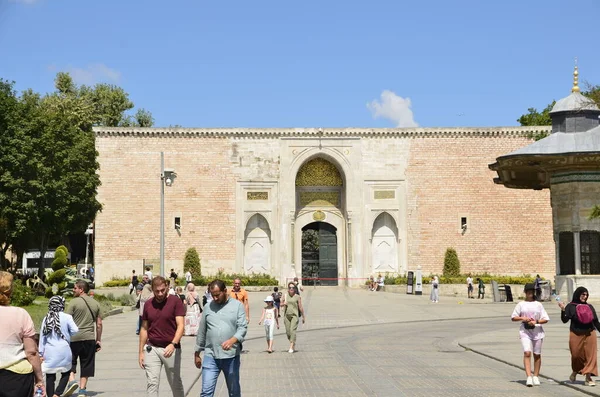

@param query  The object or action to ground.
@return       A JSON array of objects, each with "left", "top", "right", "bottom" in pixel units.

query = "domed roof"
[
  {"left": 550, "top": 91, "right": 599, "bottom": 113},
  {"left": 550, "top": 65, "right": 600, "bottom": 114}
]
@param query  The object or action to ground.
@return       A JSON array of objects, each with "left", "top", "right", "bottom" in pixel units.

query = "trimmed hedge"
[
  {"left": 103, "top": 279, "right": 130, "bottom": 287},
  {"left": 192, "top": 272, "right": 278, "bottom": 287},
  {"left": 381, "top": 274, "right": 538, "bottom": 286}
]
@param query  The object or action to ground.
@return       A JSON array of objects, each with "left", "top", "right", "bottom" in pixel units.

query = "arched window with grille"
[{"left": 581, "top": 231, "right": 600, "bottom": 275}]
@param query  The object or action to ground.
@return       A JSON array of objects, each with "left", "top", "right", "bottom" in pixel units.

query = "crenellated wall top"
[{"left": 93, "top": 126, "right": 552, "bottom": 138}]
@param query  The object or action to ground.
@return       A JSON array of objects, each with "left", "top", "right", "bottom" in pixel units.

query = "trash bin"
[
  {"left": 498, "top": 285, "right": 507, "bottom": 302},
  {"left": 504, "top": 284, "right": 514, "bottom": 302},
  {"left": 407, "top": 271, "right": 414, "bottom": 294}
]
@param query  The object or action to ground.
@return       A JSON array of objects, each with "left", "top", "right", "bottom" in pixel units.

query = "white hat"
[{"left": 264, "top": 295, "right": 274, "bottom": 302}]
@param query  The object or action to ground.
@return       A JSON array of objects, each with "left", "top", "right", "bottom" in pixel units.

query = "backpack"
[{"left": 574, "top": 303, "right": 595, "bottom": 324}]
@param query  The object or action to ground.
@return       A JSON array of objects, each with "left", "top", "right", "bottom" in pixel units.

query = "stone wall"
[
  {"left": 95, "top": 135, "right": 237, "bottom": 282},
  {"left": 94, "top": 128, "right": 555, "bottom": 284}
]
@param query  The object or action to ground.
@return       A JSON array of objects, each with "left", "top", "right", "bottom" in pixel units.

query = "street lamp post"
[{"left": 160, "top": 151, "right": 176, "bottom": 278}]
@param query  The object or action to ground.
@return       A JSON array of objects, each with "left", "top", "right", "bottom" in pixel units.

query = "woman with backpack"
[
  {"left": 559, "top": 286, "right": 600, "bottom": 386},
  {"left": 511, "top": 283, "right": 549, "bottom": 387}
]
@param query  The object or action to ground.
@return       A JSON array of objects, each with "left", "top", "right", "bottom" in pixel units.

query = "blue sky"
[{"left": 1, "top": 0, "right": 599, "bottom": 128}]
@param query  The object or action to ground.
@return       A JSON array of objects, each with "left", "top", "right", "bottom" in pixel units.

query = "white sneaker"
[
  {"left": 526, "top": 376, "right": 533, "bottom": 387},
  {"left": 532, "top": 376, "right": 540, "bottom": 386},
  {"left": 288, "top": 348, "right": 294, "bottom": 353}
]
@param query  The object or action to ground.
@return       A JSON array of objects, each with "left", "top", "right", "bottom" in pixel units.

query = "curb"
[{"left": 458, "top": 342, "right": 600, "bottom": 396}]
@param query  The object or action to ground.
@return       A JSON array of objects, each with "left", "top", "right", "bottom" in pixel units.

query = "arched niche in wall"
[
  {"left": 371, "top": 212, "right": 398, "bottom": 273},
  {"left": 243, "top": 214, "right": 271, "bottom": 273}
]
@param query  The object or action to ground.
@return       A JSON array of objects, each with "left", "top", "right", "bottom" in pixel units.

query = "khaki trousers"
[
  {"left": 144, "top": 346, "right": 184, "bottom": 397},
  {"left": 284, "top": 315, "right": 298, "bottom": 343}
]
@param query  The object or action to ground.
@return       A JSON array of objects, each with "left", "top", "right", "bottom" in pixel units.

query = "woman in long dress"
[
  {"left": 559, "top": 286, "right": 600, "bottom": 386},
  {"left": 281, "top": 282, "right": 305, "bottom": 353},
  {"left": 184, "top": 283, "right": 201, "bottom": 336}
]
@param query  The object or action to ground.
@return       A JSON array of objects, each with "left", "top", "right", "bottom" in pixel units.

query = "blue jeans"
[{"left": 201, "top": 355, "right": 241, "bottom": 397}]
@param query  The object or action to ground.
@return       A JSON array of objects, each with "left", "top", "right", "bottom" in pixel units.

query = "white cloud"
[
  {"left": 367, "top": 90, "right": 418, "bottom": 128},
  {"left": 68, "top": 63, "right": 121, "bottom": 85}
]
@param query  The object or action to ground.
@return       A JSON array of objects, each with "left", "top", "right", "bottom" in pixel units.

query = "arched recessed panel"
[
  {"left": 295, "top": 158, "right": 343, "bottom": 187},
  {"left": 371, "top": 212, "right": 398, "bottom": 272},
  {"left": 243, "top": 214, "right": 271, "bottom": 273}
]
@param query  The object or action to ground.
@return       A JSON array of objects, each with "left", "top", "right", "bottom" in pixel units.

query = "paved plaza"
[{"left": 89, "top": 287, "right": 598, "bottom": 396}]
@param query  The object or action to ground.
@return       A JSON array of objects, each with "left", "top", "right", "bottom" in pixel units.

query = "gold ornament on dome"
[
  {"left": 295, "top": 158, "right": 343, "bottom": 187},
  {"left": 313, "top": 210, "right": 326, "bottom": 221},
  {"left": 247, "top": 191, "right": 268, "bottom": 200},
  {"left": 300, "top": 192, "right": 339, "bottom": 207}
]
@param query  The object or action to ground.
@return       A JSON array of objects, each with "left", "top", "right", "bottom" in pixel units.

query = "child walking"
[
  {"left": 258, "top": 295, "right": 279, "bottom": 353},
  {"left": 272, "top": 287, "right": 282, "bottom": 317},
  {"left": 511, "top": 283, "right": 550, "bottom": 387},
  {"left": 39, "top": 296, "right": 79, "bottom": 397}
]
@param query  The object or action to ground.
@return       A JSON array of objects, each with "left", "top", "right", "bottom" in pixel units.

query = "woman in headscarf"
[
  {"left": 430, "top": 276, "right": 439, "bottom": 303},
  {"left": 559, "top": 286, "right": 600, "bottom": 386},
  {"left": 137, "top": 283, "right": 154, "bottom": 335},
  {"left": 39, "top": 296, "right": 79, "bottom": 397},
  {"left": 184, "top": 283, "right": 201, "bottom": 336},
  {"left": 0, "top": 271, "right": 46, "bottom": 397}
]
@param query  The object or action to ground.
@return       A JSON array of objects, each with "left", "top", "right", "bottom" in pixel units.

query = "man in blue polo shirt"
[{"left": 194, "top": 279, "right": 247, "bottom": 397}]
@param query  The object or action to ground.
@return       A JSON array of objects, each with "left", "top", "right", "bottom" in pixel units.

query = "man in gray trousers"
[{"left": 139, "top": 276, "right": 185, "bottom": 397}]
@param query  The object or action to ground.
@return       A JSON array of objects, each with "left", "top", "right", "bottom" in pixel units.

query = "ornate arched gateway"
[{"left": 294, "top": 157, "right": 345, "bottom": 286}]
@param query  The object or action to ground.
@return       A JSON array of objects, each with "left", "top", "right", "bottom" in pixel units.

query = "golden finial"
[{"left": 572, "top": 57, "right": 580, "bottom": 93}]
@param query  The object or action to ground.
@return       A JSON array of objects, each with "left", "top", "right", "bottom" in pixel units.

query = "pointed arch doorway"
[{"left": 301, "top": 222, "right": 338, "bottom": 286}]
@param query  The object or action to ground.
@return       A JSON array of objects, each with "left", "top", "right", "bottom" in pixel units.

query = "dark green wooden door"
[{"left": 301, "top": 222, "right": 338, "bottom": 286}]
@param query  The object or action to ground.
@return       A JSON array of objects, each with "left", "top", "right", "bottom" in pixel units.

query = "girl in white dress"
[
  {"left": 511, "top": 283, "right": 550, "bottom": 387},
  {"left": 258, "top": 295, "right": 279, "bottom": 353}
]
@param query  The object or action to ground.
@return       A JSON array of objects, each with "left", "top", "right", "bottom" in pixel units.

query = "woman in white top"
[
  {"left": 511, "top": 283, "right": 550, "bottom": 387},
  {"left": 430, "top": 276, "right": 439, "bottom": 303}
]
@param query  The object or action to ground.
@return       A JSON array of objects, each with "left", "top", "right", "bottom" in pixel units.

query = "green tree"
[
  {"left": 517, "top": 102, "right": 554, "bottom": 127},
  {"left": 0, "top": 72, "right": 154, "bottom": 276},
  {"left": 443, "top": 248, "right": 461, "bottom": 277},
  {"left": 184, "top": 247, "right": 201, "bottom": 278}
]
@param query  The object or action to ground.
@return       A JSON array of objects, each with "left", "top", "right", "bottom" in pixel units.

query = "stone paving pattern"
[{"left": 89, "top": 287, "right": 596, "bottom": 396}]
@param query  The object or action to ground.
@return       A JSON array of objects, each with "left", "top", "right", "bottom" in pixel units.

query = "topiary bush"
[
  {"left": 56, "top": 245, "right": 68, "bottom": 258},
  {"left": 443, "top": 248, "right": 461, "bottom": 277},
  {"left": 51, "top": 247, "right": 68, "bottom": 271},
  {"left": 47, "top": 268, "right": 66, "bottom": 285},
  {"left": 184, "top": 247, "right": 201, "bottom": 278},
  {"left": 11, "top": 280, "right": 36, "bottom": 306}
]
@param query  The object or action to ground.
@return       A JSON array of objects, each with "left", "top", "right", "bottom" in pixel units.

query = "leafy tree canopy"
[{"left": 0, "top": 73, "right": 154, "bottom": 272}]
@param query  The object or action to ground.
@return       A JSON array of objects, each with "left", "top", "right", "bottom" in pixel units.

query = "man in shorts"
[{"left": 66, "top": 280, "right": 102, "bottom": 397}]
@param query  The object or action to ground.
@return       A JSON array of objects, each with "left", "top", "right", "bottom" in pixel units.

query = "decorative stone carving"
[
  {"left": 247, "top": 191, "right": 268, "bottom": 200},
  {"left": 374, "top": 190, "right": 395, "bottom": 200},
  {"left": 295, "top": 158, "right": 343, "bottom": 187},
  {"left": 299, "top": 191, "right": 339, "bottom": 207},
  {"left": 313, "top": 210, "right": 326, "bottom": 221}
]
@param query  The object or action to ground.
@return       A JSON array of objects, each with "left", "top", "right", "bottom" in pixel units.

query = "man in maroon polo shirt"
[{"left": 139, "top": 276, "right": 185, "bottom": 397}]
